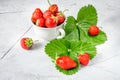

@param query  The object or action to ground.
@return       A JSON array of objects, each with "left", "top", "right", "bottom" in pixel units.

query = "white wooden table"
[{"left": 0, "top": 0, "right": 120, "bottom": 80}]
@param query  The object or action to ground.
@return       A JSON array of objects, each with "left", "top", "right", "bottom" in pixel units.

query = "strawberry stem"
[
  {"left": 47, "top": 0, "right": 51, "bottom": 6},
  {"left": 62, "top": 9, "right": 69, "bottom": 14},
  {"left": 33, "top": 40, "right": 39, "bottom": 43},
  {"left": 99, "top": 26, "right": 103, "bottom": 30},
  {"left": 52, "top": 53, "right": 58, "bottom": 63}
]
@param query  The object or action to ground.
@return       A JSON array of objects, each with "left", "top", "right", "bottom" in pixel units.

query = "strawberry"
[
  {"left": 31, "top": 8, "right": 43, "bottom": 23},
  {"left": 56, "top": 56, "right": 77, "bottom": 70},
  {"left": 20, "top": 37, "right": 33, "bottom": 50},
  {"left": 88, "top": 25, "right": 100, "bottom": 36},
  {"left": 78, "top": 53, "right": 90, "bottom": 66},
  {"left": 36, "top": 18, "right": 45, "bottom": 27},
  {"left": 49, "top": 4, "right": 58, "bottom": 14},
  {"left": 56, "top": 11, "right": 65, "bottom": 25},
  {"left": 47, "top": 0, "right": 58, "bottom": 14},
  {"left": 45, "top": 15, "right": 58, "bottom": 28},
  {"left": 34, "top": 8, "right": 43, "bottom": 13},
  {"left": 43, "top": 10, "right": 53, "bottom": 19}
]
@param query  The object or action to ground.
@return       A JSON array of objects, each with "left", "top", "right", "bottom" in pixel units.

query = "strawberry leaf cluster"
[
  {"left": 45, "top": 5, "right": 107, "bottom": 75},
  {"left": 64, "top": 5, "right": 107, "bottom": 45}
]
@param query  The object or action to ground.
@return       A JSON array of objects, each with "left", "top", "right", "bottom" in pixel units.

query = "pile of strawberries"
[{"left": 31, "top": 1, "right": 65, "bottom": 28}]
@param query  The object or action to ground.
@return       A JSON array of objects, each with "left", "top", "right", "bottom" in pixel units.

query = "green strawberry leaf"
[
  {"left": 77, "top": 22, "right": 91, "bottom": 42},
  {"left": 64, "top": 16, "right": 79, "bottom": 41},
  {"left": 45, "top": 39, "right": 82, "bottom": 60},
  {"left": 45, "top": 39, "right": 70, "bottom": 60},
  {"left": 87, "top": 30, "right": 107, "bottom": 45},
  {"left": 77, "top": 5, "right": 97, "bottom": 25}
]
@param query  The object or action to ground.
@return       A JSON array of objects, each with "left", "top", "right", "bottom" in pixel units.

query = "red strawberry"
[
  {"left": 31, "top": 8, "right": 43, "bottom": 23},
  {"left": 49, "top": 4, "right": 58, "bottom": 14},
  {"left": 56, "top": 11, "right": 65, "bottom": 25},
  {"left": 43, "top": 10, "right": 53, "bottom": 19},
  {"left": 34, "top": 8, "right": 43, "bottom": 13},
  {"left": 45, "top": 16, "right": 58, "bottom": 28},
  {"left": 78, "top": 53, "right": 90, "bottom": 66},
  {"left": 36, "top": 18, "right": 45, "bottom": 27},
  {"left": 20, "top": 37, "right": 33, "bottom": 50},
  {"left": 56, "top": 56, "right": 77, "bottom": 70},
  {"left": 88, "top": 26, "right": 100, "bottom": 36}
]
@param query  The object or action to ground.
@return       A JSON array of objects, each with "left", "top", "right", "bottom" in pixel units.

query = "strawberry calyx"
[
  {"left": 56, "top": 11, "right": 64, "bottom": 17},
  {"left": 25, "top": 38, "right": 33, "bottom": 47},
  {"left": 51, "top": 15, "right": 58, "bottom": 23},
  {"left": 47, "top": 0, "right": 52, "bottom": 6},
  {"left": 62, "top": 9, "right": 69, "bottom": 14}
]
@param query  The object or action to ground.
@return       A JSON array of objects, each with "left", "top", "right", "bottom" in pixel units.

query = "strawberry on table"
[
  {"left": 88, "top": 25, "right": 100, "bottom": 36},
  {"left": 78, "top": 53, "right": 90, "bottom": 66},
  {"left": 20, "top": 37, "right": 33, "bottom": 50},
  {"left": 56, "top": 56, "right": 77, "bottom": 70}
]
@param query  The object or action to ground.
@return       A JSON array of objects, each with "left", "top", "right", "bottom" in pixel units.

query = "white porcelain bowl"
[{"left": 32, "top": 22, "right": 65, "bottom": 41}]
